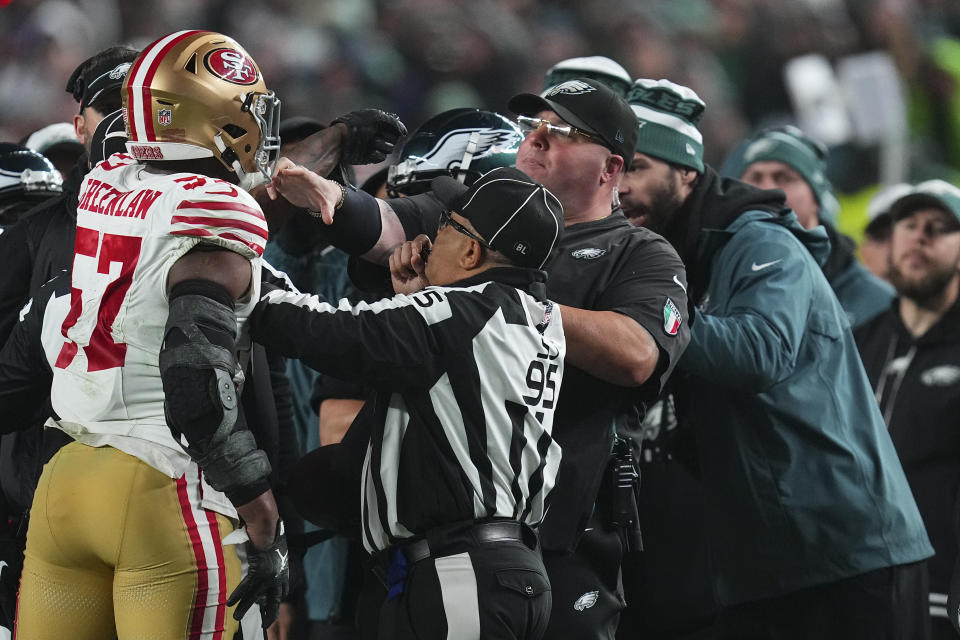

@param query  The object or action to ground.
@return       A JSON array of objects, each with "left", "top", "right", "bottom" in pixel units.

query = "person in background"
[
  {"left": 855, "top": 180, "right": 960, "bottom": 640},
  {"left": 541, "top": 56, "right": 633, "bottom": 98},
  {"left": 625, "top": 76, "right": 933, "bottom": 640},
  {"left": 0, "top": 142, "right": 62, "bottom": 229},
  {"left": 22, "top": 122, "right": 85, "bottom": 180},
  {"left": 0, "top": 45, "right": 138, "bottom": 345},
  {"left": 862, "top": 183, "right": 915, "bottom": 283},
  {"left": 0, "top": 140, "right": 62, "bottom": 636},
  {"left": 725, "top": 125, "right": 895, "bottom": 328}
]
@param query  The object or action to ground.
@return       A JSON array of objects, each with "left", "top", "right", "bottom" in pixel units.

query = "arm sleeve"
[
  {"left": 679, "top": 230, "right": 812, "bottom": 391},
  {"left": 594, "top": 233, "right": 691, "bottom": 396},
  {"left": 250, "top": 287, "right": 454, "bottom": 390}
]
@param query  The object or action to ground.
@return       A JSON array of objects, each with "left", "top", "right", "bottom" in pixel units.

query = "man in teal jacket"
[
  {"left": 621, "top": 78, "right": 933, "bottom": 639},
  {"left": 722, "top": 125, "right": 895, "bottom": 329}
]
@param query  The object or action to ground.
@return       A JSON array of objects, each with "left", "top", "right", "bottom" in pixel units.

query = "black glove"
[
  {"left": 331, "top": 109, "right": 407, "bottom": 165},
  {"left": 227, "top": 519, "right": 290, "bottom": 627}
]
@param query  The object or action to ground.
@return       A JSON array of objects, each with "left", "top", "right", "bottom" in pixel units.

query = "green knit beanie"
[
  {"left": 627, "top": 78, "right": 706, "bottom": 172},
  {"left": 732, "top": 125, "right": 839, "bottom": 224},
  {"left": 543, "top": 56, "right": 632, "bottom": 99}
]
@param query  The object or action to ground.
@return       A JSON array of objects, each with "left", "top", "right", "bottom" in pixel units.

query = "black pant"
[
  {"left": 541, "top": 525, "right": 626, "bottom": 640},
  {"left": 719, "top": 560, "right": 931, "bottom": 640},
  {"left": 360, "top": 525, "right": 551, "bottom": 640}
]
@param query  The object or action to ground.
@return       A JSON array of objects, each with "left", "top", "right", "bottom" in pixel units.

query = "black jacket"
[{"left": 855, "top": 298, "right": 960, "bottom": 597}]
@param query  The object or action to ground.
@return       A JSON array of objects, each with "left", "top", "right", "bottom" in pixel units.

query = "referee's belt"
[{"left": 381, "top": 518, "right": 536, "bottom": 566}]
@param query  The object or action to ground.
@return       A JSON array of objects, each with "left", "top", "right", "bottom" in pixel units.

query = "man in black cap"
[
  {"left": 0, "top": 45, "right": 139, "bottom": 346},
  {"left": 265, "top": 77, "right": 690, "bottom": 640},
  {"left": 250, "top": 166, "right": 565, "bottom": 640}
]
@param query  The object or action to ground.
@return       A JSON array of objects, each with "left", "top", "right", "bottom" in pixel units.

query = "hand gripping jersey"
[{"left": 44, "top": 153, "right": 266, "bottom": 514}]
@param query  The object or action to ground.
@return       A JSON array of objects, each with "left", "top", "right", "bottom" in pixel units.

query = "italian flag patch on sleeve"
[{"left": 663, "top": 298, "right": 682, "bottom": 336}]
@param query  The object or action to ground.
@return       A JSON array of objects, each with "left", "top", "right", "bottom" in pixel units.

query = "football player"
[{"left": 15, "top": 30, "right": 286, "bottom": 638}]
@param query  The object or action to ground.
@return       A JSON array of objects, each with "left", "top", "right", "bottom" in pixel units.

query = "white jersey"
[{"left": 43, "top": 153, "right": 267, "bottom": 514}]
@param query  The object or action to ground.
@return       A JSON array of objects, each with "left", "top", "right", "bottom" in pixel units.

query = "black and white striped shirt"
[{"left": 250, "top": 267, "right": 564, "bottom": 553}]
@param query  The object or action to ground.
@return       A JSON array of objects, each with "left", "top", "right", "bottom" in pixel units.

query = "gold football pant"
[{"left": 15, "top": 442, "right": 242, "bottom": 639}]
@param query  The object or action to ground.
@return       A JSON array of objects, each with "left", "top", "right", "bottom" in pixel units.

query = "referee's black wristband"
[{"left": 305, "top": 186, "right": 382, "bottom": 256}]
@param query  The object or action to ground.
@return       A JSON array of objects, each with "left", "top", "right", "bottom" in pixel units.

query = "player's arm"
[
  {"left": 162, "top": 248, "right": 280, "bottom": 544},
  {"left": 264, "top": 158, "right": 407, "bottom": 261},
  {"left": 162, "top": 247, "right": 289, "bottom": 624},
  {"left": 253, "top": 109, "right": 405, "bottom": 232}
]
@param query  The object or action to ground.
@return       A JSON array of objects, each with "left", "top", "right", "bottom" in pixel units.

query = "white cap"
[
  {"left": 866, "top": 183, "right": 913, "bottom": 221},
  {"left": 24, "top": 122, "right": 83, "bottom": 154}
]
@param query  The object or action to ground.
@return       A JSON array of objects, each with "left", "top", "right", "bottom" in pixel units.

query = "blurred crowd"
[{"left": 4, "top": 0, "right": 960, "bottom": 203}]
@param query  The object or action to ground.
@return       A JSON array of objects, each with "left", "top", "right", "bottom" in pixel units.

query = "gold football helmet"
[{"left": 122, "top": 30, "right": 281, "bottom": 190}]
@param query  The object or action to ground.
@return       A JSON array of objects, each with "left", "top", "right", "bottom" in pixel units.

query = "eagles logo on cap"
[
  {"left": 204, "top": 48, "right": 259, "bottom": 85},
  {"left": 108, "top": 62, "right": 132, "bottom": 81},
  {"left": 546, "top": 80, "right": 598, "bottom": 97}
]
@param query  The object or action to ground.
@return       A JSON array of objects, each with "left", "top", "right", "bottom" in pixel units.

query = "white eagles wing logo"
[
  {"left": 109, "top": 62, "right": 132, "bottom": 80},
  {"left": 921, "top": 365, "right": 960, "bottom": 387},
  {"left": 546, "top": 80, "right": 597, "bottom": 97},
  {"left": 571, "top": 248, "right": 606, "bottom": 260},
  {"left": 419, "top": 128, "right": 522, "bottom": 171},
  {"left": 574, "top": 591, "right": 599, "bottom": 611}
]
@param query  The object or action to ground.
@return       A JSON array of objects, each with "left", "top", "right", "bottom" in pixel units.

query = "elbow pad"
[{"left": 160, "top": 279, "right": 271, "bottom": 504}]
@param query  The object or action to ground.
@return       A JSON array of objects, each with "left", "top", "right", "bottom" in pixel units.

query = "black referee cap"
[{"left": 431, "top": 167, "right": 563, "bottom": 270}]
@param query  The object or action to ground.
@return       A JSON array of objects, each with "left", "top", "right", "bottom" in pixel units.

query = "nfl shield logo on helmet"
[
  {"left": 158, "top": 109, "right": 172, "bottom": 126},
  {"left": 663, "top": 298, "right": 682, "bottom": 336}
]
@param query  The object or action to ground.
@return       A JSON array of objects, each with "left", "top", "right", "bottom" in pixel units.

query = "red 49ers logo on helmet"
[{"left": 204, "top": 48, "right": 259, "bottom": 85}]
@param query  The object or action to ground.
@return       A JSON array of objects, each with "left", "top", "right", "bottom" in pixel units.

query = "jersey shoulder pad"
[{"left": 166, "top": 174, "right": 268, "bottom": 258}]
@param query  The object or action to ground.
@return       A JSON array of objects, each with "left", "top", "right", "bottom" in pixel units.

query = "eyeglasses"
[
  {"left": 439, "top": 210, "right": 490, "bottom": 248},
  {"left": 516, "top": 115, "right": 602, "bottom": 144}
]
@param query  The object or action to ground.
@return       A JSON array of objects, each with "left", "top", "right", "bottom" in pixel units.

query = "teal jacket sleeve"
[{"left": 679, "top": 226, "right": 815, "bottom": 391}]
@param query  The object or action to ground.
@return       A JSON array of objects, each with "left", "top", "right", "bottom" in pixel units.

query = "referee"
[{"left": 250, "top": 166, "right": 566, "bottom": 640}]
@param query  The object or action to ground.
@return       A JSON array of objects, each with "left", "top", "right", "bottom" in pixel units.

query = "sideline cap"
[
  {"left": 509, "top": 78, "right": 637, "bottom": 169},
  {"left": 543, "top": 56, "right": 632, "bottom": 98},
  {"left": 890, "top": 179, "right": 960, "bottom": 230},
  {"left": 628, "top": 78, "right": 706, "bottom": 173},
  {"left": 728, "top": 124, "right": 839, "bottom": 224},
  {"left": 431, "top": 166, "right": 563, "bottom": 269}
]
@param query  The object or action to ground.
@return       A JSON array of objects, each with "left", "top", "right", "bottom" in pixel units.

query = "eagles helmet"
[
  {"left": 122, "top": 30, "right": 281, "bottom": 191},
  {"left": 0, "top": 142, "right": 63, "bottom": 227},
  {"left": 387, "top": 108, "right": 523, "bottom": 197}
]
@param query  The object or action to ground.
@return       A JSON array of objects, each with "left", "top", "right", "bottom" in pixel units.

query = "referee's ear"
[{"left": 458, "top": 238, "right": 486, "bottom": 271}]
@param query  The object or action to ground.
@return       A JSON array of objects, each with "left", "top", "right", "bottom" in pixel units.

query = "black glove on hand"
[
  {"left": 227, "top": 519, "right": 290, "bottom": 628},
  {"left": 331, "top": 109, "right": 407, "bottom": 165}
]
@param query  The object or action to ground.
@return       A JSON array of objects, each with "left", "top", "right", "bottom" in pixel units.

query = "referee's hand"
[{"left": 390, "top": 234, "right": 432, "bottom": 294}]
